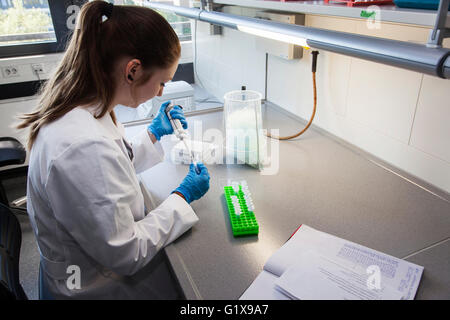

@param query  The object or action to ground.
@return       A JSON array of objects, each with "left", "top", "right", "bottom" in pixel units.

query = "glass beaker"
[{"left": 223, "top": 90, "right": 265, "bottom": 170}]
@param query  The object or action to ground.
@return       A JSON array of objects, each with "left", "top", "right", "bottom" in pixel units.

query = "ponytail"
[{"left": 17, "top": 0, "right": 181, "bottom": 149}]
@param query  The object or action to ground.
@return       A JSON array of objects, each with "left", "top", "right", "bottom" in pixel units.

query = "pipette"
[{"left": 165, "top": 103, "right": 201, "bottom": 174}]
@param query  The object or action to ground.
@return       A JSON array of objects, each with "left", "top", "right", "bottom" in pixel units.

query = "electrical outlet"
[
  {"left": 31, "top": 63, "right": 45, "bottom": 75},
  {"left": 1, "top": 66, "right": 20, "bottom": 78}
]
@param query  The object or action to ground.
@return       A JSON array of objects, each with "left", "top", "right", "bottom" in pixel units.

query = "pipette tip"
[{"left": 193, "top": 161, "right": 201, "bottom": 174}]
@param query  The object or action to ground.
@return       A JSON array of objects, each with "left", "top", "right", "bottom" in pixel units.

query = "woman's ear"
[{"left": 125, "top": 58, "right": 141, "bottom": 83}]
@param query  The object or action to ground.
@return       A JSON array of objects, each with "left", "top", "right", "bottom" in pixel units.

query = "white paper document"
[
  {"left": 240, "top": 225, "right": 423, "bottom": 300},
  {"left": 274, "top": 251, "right": 404, "bottom": 300}
]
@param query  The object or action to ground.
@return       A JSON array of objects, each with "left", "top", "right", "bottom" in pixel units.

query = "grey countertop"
[{"left": 129, "top": 105, "right": 450, "bottom": 300}]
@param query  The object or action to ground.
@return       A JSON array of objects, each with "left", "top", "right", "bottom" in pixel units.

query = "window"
[
  {"left": 0, "top": 0, "right": 88, "bottom": 58},
  {"left": 0, "top": 0, "right": 56, "bottom": 47},
  {"left": 0, "top": 0, "right": 191, "bottom": 58},
  {"left": 154, "top": 3, "right": 192, "bottom": 42}
]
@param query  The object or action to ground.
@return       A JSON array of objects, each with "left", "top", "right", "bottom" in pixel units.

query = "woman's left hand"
[{"left": 148, "top": 101, "right": 187, "bottom": 141}]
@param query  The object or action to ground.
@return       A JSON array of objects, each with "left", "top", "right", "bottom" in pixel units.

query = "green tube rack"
[{"left": 224, "top": 184, "right": 259, "bottom": 237}]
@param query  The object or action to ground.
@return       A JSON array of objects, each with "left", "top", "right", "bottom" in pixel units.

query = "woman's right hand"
[
  {"left": 173, "top": 163, "right": 210, "bottom": 204},
  {"left": 148, "top": 101, "right": 187, "bottom": 141}
]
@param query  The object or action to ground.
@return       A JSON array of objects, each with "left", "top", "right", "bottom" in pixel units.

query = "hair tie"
[{"left": 104, "top": 2, "right": 114, "bottom": 19}]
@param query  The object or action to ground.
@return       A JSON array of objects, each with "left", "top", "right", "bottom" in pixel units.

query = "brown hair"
[{"left": 17, "top": 1, "right": 181, "bottom": 149}]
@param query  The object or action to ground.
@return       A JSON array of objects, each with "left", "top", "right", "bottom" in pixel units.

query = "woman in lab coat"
[{"left": 17, "top": 1, "right": 210, "bottom": 299}]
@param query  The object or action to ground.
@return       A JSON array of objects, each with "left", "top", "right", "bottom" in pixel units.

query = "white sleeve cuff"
[{"left": 143, "top": 193, "right": 199, "bottom": 247}]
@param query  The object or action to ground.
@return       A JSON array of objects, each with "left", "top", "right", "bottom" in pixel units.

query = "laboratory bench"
[{"left": 124, "top": 104, "right": 450, "bottom": 300}]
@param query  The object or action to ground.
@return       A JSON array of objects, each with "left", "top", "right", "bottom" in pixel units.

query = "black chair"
[
  {"left": 0, "top": 137, "right": 26, "bottom": 208},
  {"left": 0, "top": 203, "right": 28, "bottom": 300},
  {"left": 1, "top": 138, "right": 48, "bottom": 299}
]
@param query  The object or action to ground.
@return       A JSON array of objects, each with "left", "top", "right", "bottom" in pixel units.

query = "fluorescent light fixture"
[{"left": 237, "top": 25, "right": 310, "bottom": 49}]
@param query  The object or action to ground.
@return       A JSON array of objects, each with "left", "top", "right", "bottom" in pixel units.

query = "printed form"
[{"left": 240, "top": 225, "right": 423, "bottom": 300}]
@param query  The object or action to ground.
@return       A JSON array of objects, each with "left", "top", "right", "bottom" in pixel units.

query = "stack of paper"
[{"left": 240, "top": 225, "right": 423, "bottom": 300}]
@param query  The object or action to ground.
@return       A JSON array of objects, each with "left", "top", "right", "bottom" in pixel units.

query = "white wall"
[{"left": 193, "top": 7, "right": 450, "bottom": 193}]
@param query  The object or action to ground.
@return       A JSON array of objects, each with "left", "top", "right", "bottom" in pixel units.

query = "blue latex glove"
[
  {"left": 148, "top": 101, "right": 188, "bottom": 141},
  {"left": 174, "top": 163, "right": 210, "bottom": 204}
]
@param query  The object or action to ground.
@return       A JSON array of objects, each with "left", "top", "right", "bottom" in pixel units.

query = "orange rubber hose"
[{"left": 266, "top": 71, "right": 317, "bottom": 140}]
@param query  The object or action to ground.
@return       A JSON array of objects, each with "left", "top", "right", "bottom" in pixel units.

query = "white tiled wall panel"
[
  {"left": 345, "top": 58, "right": 422, "bottom": 143},
  {"left": 410, "top": 75, "right": 450, "bottom": 163}
]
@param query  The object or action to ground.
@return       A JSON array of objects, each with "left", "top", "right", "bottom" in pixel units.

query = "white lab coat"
[{"left": 26, "top": 106, "right": 198, "bottom": 299}]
